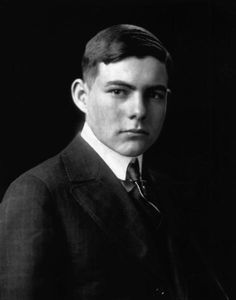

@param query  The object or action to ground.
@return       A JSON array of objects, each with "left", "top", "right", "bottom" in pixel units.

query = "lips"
[{"left": 122, "top": 129, "right": 149, "bottom": 135}]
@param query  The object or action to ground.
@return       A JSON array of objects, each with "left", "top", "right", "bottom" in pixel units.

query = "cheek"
[
  {"left": 87, "top": 96, "right": 117, "bottom": 129},
  {"left": 149, "top": 104, "right": 166, "bottom": 125},
  {"left": 87, "top": 97, "right": 104, "bottom": 122}
]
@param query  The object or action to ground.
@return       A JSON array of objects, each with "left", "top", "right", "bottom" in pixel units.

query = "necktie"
[
  {"left": 123, "top": 160, "right": 171, "bottom": 297},
  {"left": 123, "top": 159, "right": 161, "bottom": 214},
  {"left": 125, "top": 158, "right": 147, "bottom": 197}
]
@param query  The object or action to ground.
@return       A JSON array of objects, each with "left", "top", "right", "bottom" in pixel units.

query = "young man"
[{"left": 0, "top": 24, "right": 226, "bottom": 299}]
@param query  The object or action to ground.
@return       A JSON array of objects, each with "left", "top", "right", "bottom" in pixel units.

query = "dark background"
[{"left": 1, "top": 0, "right": 234, "bottom": 298}]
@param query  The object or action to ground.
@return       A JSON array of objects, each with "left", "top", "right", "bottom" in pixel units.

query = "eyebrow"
[
  {"left": 105, "top": 80, "right": 136, "bottom": 90},
  {"left": 105, "top": 80, "right": 168, "bottom": 91}
]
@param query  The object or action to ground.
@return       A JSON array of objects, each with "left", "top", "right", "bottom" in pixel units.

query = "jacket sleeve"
[{"left": 0, "top": 173, "right": 61, "bottom": 300}]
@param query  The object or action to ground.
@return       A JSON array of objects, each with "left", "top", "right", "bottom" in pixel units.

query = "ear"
[{"left": 71, "top": 79, "right": 88, "bottom": 114}]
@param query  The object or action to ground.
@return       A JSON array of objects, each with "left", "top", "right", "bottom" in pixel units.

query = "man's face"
[{"left": 84, "top": 56, "right": 168, "bottom": 157}]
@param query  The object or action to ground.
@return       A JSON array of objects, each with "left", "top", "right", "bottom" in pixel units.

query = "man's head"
[
  {"left": 81, "top": 24, "right": 172, "bottom": 87},
  {"left": 72, "top": 24, "right": 172, "bottom": 157}
]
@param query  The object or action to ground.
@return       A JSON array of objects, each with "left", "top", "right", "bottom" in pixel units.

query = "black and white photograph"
[{"left": 0, "top": 0, "right": 234, "bottom": 299}]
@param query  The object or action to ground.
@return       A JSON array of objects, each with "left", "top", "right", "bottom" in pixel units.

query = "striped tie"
[{"left": 123, "top": 158, "right": 161, "bottom": 214}]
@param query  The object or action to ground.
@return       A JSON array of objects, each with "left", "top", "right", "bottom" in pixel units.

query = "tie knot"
[{"left": 126, "top": 158, "right": 141, "bottom": 182}]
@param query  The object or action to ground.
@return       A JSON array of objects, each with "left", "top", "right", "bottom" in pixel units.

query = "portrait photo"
[{"left": 1, "top": 0, "right": 234, "bottom": 299}]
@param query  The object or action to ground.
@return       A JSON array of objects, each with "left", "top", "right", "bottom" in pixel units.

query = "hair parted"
[{"left": 81, "top": 24, "right": 172, "bottom": 85}]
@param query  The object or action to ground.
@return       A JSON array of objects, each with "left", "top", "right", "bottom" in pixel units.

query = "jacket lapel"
[{"left": 60, "top": 135, "right": 172, "bottom": 281}]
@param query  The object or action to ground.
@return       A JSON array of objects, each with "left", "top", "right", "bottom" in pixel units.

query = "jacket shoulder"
[
  {"left": 27, "top": 153, "right": 66, "bottom": 185},
  {"left": 3, "top": 152, "right": 68, "bottom": 202}
]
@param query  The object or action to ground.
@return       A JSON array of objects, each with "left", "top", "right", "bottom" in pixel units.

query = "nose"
[{"left": 129, "top": 92, "right": 146, "bottom": 120}]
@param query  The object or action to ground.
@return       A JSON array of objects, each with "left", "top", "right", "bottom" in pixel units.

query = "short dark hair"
[{"left": 82, "top": 24, "right": 172, "bottom": 85}]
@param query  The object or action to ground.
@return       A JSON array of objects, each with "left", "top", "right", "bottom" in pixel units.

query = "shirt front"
[{"left": 80, "top": 122, "right": 142, "bottom": 180}]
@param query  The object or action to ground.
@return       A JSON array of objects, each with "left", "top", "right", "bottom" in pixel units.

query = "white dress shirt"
[{"left": 80, "top": 122, "right": 142, "bottom": 180}]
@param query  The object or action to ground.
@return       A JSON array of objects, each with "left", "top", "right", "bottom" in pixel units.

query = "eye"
[
  {"left": 148, "top": 90, "right": 166, "bottom": 101},
  {"left": 109, "top": 88, "right": 128, "bottom": 97}
]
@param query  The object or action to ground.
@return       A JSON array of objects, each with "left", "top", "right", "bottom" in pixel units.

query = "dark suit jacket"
[{"left": 0, "top": 135, "right": 227, "bottom": 300}]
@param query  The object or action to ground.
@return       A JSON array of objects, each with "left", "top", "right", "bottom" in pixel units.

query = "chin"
[{"left": 120, "top": 144, "right": 149, "bottom": 157}]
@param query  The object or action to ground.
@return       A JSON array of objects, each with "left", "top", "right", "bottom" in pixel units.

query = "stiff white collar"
[{"left": 80, "top": 122, "right": 142, "bottom": 180}]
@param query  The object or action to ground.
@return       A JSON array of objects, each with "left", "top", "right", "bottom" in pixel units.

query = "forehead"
[{"left": 94, "top": 56, "right": 168, "bottom": 87}]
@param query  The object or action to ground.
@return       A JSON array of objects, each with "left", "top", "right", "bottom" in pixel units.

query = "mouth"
[{"left": 121, "top": 129, "right": 149, "bottom": 135}]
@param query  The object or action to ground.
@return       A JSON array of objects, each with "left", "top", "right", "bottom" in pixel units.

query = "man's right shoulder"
[
  {"left": 3, "top": 151, "right": 68, "bottom": 201},
  {"left": 27, "top": 153, "right": 65, "bottom": 184}
]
